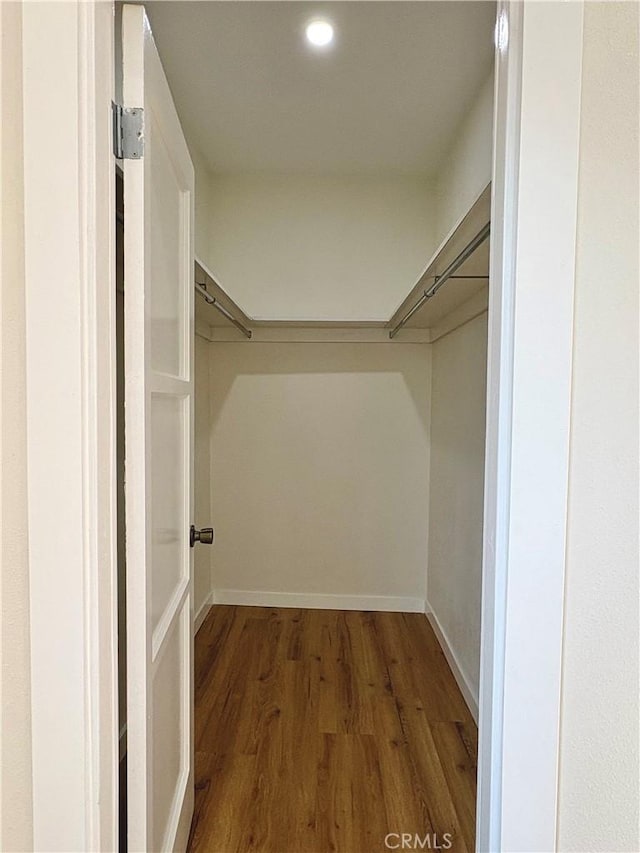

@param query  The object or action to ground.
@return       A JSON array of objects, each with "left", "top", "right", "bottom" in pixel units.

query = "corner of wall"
[
  {"left": 206, "top": 336, "right": 216, "bottom": 600},
  {"left": 424, "top": 604, "right": 479, "bottom": 722},
  {"left": 433, "top": 67, "right": 495, "bottom": 247},
  {"left": 190, "top": 143, "right": 215, "bottom": 271},
  {"left": 423, "top": 341, "right": 433, "bottom": 606},
  {"left": 194, "top": 332, "right": 215, "bottom": 620}
]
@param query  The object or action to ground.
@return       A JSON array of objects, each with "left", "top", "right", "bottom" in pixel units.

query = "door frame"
[
  {"left": 477, "top": 2, "right": 584, "bottom": 851},
  {"left": 19, "top": 1, "right": 584, "bottom": 850},
  {"left": 21, "top": 2, "right": 118, "bottom": 850}
]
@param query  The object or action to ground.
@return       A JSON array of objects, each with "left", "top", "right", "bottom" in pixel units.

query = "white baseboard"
[
  {"left": 425, "top": 601, "right": 479, "bottom": 723},
  {"left": 212, "top": 588, "right": 425, "bottom": 613},
  {"left": 194, "top": 591, "right": 214, "bottom": 635}
]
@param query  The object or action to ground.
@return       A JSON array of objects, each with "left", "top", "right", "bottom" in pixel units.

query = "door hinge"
[{"left": 112, "top": 103, "right": 144, "bottom": 160}]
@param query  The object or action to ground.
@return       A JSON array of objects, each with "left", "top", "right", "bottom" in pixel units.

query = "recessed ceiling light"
[{"left": 305, "top": 19, "right": 334, "bottom": 49}]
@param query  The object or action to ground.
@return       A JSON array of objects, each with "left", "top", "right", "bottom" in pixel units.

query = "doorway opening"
[{"left": 116, "top": 3, "right": 495, "bottom": 850}]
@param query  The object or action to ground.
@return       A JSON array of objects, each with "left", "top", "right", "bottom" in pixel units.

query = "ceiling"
[{"left": 145, "top": 1, "right": 496, "bottom": 176}]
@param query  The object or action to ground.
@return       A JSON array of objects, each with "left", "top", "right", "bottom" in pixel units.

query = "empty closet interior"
[
  {"left": 191, "top": 182, "right": 490, "bottom": 720},
  {"left": 152, "top": 0, "right": 496, "bottom": 719},
  {"left": 191, "top": 188, "right": 490, "bottom": 709},
  {"left": 117, "top": 1, "right": 495, "bottom": 847}
]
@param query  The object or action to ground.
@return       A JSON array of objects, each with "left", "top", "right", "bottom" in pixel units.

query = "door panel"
[
  {"left": 123, "top": 5, "right": 195, "bottom": 851},
  {"left": 149, "top": 110, "right": 189, "bottom": 378},
  {"left": 151, "top": 606, "right": 190, "bottom": 851},
  {"left": 150, "top": 393, "right": 187, "bottom": 627}
]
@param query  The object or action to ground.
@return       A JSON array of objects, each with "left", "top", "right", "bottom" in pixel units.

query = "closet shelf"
[
  {"left": 195, "top": 257, "right": 253, "bottom": 339},
  {"left": 195, "top": 183, "right": 491, "bottom": 342},
  {"left": 386, "top": 183, "right": 491, "bottom": 337}
]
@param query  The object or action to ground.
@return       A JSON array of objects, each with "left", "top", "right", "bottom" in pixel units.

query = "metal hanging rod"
[
  {"left": 195, "top": 282, "right": 252, "bottom": 339},
  {"left": 389, "top": 222, "right": 491, "bottom": 339}
]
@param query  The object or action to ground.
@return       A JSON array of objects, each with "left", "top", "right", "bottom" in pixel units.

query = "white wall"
[
  {"left": 426, "top": 309, "right": 488, "bottom": 709},
  {"left": 0, "top": 4, "right": 34, "bottom": 850},
  {"left": 205, "top": 174, "right": 435, "bottom": 322},
  {"left": 186, "top": 55, "right": 495, "bottom": 326},
  {"left": 558, "top": 3, "right": 639, "bottom": 849},
  {"left": 194, "top": 334, "right": 212, "bottom": 620},
  {"left": 190, "top": 143, "right": 216, "bottom": 272},
  {"left": 207, "top": 342, "right": 431, "bottom": 608},
  {"left": 434, "top": 72, "right": 494, "bottom": 248},
  {"left": 190, "top": 76, "right": 494, "bottom": 325}
]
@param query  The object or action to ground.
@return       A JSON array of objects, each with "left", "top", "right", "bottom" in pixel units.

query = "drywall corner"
[
  {"left": 194, "top": 333, "right": 214, "bottom": 618},
  {"left": 194, "top": 591, "right": 213, "bottom": 635},
  {"left": 425, "top": 603, "right": 479, "bottom": 722},
  {"left": 191, "top": 143, "right": 215, "bottom": 274},
  {"left": 423, "top": 340, "right": 433, "bottom": 607},
  {"left": 434, "top": 70, "right": 495, "bottom": 247}
]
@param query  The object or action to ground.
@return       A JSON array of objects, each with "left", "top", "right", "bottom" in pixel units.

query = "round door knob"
[{"left": 190, "top": 525, "right": 214, "bottom": 548}]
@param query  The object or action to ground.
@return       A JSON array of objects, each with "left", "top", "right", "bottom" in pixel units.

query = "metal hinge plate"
[{"left": 112, "top": 103, "right": 144, "bottom": 160}]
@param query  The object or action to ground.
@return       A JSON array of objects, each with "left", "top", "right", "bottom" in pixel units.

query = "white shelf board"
[
  {"left": 195, "top": 256, "right": 253, "bottom": 336},
  {"left": 386, "top": 183, "right": 491, "bottom": 333},
  {"left": 195, "top": 182, "right": 491, "bottom": 340}
]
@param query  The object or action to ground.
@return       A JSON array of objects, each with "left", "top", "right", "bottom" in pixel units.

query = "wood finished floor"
[{"left": 188, "top": 606, "right": 477, "bottom": 853}]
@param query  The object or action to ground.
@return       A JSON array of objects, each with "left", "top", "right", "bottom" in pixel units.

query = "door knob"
[{"left": 190, "top": 525, "right": 214, "bottom": 548}]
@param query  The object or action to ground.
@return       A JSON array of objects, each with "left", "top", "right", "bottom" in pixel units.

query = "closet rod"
[
  {"left": 389, "top": 222, "right": 491, "bottom": 339},
  {"left": 195, "top": 282, "right": 253, "bottom": 339}
]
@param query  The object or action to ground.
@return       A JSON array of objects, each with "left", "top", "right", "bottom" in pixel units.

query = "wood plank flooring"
[{"left": 188, "top": 606, "right": 477, "bottom": 853}]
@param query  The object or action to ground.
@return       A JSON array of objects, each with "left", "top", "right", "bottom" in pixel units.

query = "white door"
[{"left": 122, "top": 5, "right": 195, "bottom": 851}]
